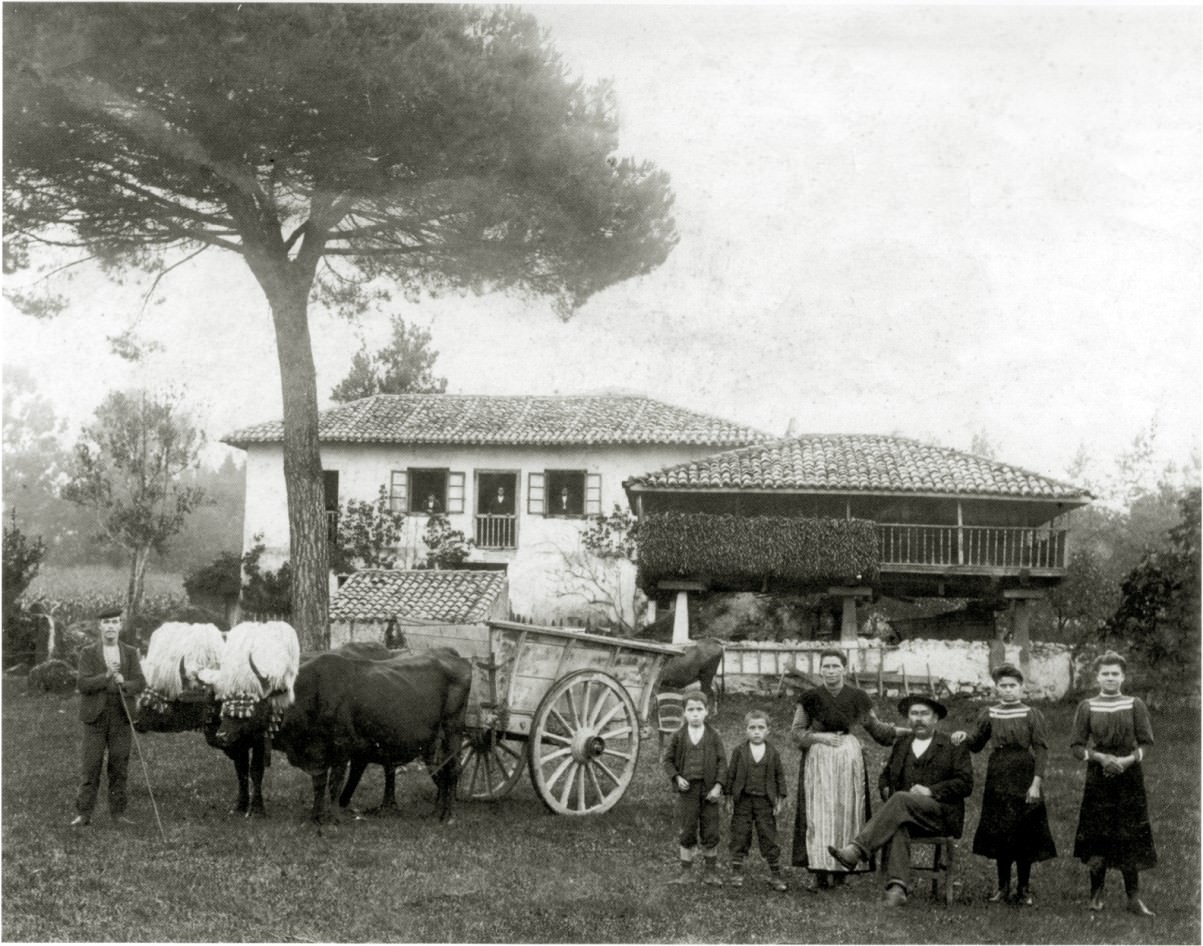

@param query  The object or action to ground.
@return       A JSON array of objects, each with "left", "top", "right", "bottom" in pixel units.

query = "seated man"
[{"left": 829, "top": 694, "right": 972, "bottom": 907}]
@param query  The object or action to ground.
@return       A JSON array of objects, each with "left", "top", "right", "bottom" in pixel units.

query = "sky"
[{"left": 3, "top": 3, "right": 1200, "bottom": 497}]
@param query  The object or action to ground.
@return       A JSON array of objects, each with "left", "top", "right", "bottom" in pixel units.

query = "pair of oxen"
[{"left": 132, "top": 622, "right": 472, "bottom": 822}]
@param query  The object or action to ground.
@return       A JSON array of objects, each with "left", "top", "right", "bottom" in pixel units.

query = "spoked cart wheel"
[
  {"left": 456, "top": 729, "right": 527, "bottom": 801},
  {"left": 527, "top": 669, "right": 640, "bottom": 815}
]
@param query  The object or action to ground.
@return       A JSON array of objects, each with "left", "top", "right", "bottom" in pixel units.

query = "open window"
[
  {"left": 323, "top": 470, "right": 339, "bottom": 541},
  {"left": 395, "top": 468, "right": 465, "bottom": 515},
  {"left": 529, "top": 470, "right": 601, "bottom": 517},
  {"left": 475, "top": 470, "right": 518, "bottom": 549}
]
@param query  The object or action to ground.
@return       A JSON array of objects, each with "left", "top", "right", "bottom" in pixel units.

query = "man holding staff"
[{"left": 70, "top": 606, "right": 145, "bottom": 827}]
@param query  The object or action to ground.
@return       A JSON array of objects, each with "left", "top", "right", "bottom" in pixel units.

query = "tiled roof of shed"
[
  {"left": 625, "top": 434, "right": 1091, "bottom": 501},
  {"left": 223, "top": 395, "right": 770, "bottom": 448},
  {"left": 330, "top": 569, "right": 506, "bottom": 623}
]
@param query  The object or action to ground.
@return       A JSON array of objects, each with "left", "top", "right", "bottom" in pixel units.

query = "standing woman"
[
  {"left": 790, "top": 649, "right": 905, "bottom": 889},
  {"left": 951, "top": 663, "right": 1057, "bottom": 905},
  {"left": 1070, "top": 651, "right": 1156, "bottom": 916}
]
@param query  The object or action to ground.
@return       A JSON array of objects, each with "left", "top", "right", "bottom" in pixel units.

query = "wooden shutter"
[
  {"left": 447, "top": 471, "right": 465, "bottom": 514},
  {"left": 527, "top": 472, "right": 545, "bottom": 515},
  {"left": 389, "top": 470, "right": 407, "bottom": 514},
  {"left": 585, "top": 473, "right": 602, "bottom": 515}
]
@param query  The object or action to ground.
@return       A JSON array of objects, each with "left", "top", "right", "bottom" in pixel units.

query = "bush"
[
  {"left": 239, "top": 541, "right": 291, "bottom": 615},
  {"left": 27, "top": 658, "right": 77, "bottom": 692},
  {"left": 3, "top": 609, "right": 41, "bottom": 669},
  {"left": 183, "top": 551, "right": 242, "bottom": 600},
  {"left": 420, "top": 515, "right": 473, "bottom": 569}
]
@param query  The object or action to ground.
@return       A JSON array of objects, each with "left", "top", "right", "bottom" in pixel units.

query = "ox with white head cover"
[
  {"left": 215, "top": 622, "right": 301, "bottom": 717},
  {"left": 140, "top": 622, "right": 226, "bottom": 702}
]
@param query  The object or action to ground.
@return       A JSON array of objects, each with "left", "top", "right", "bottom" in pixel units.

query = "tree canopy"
[
  {"left": 4, "top": 4, "right": 678, "bottom": 648},
  {"left": 61, "top": 389, "right": 205, "bottom": 631},
  {"left": 330, "top": 315, "right": 447, "bottom": 402}
]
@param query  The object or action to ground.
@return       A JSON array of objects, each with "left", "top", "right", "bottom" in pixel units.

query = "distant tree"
[
  {"left": 969, "top": 430, "right": 997, "bottom": 460},
  {"left": 1107, "top": 487, "right": 1201, "bottom": 673},
  {"left": 330, "top": 486, "right": 408, "bottom": 573},
  {"left": 330, "top": 316, "right": 447, "bottom": 403},
  {"left": 1, "top": 367, "right": 97, "bottom": 561},
  {"left": 5, "top": 5, "right": 678, "bottom": 650},
  {"left": 2, "top": 509, "right": 47, "bottom": 631},
  {"left": 61, "top": 390, "right": 205, "bottom": 635},
  {"left": 164, "top": 455, "right": 246, "bottom": 574},
  {"left": 1046, "top": 548, "right": 1116, "bottom": 644},
  {"left": 239, "top": 541, "right": 292, "bottom": 616}
]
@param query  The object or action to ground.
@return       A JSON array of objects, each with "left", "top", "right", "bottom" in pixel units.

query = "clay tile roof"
[
  {"left": 330, "top": 569, "right": 506, "bottom": 623},
  {"left": 625, "top": 434, "right": 1091, "bottom": 501},
  {"left": 222, "top": 395, "right": 771, "bottom": 448}
]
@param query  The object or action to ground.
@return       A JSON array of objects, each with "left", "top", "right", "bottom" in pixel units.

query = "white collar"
[{"left": 910, "top": 736, "right": 934, "bottom": 758}]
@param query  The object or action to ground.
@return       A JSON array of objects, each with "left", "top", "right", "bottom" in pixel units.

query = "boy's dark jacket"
[
  {"left": 724, "top": 740, "right": 787, "bottom": 803},
  {"left": 662, "top": 723, "right": 727, "bottom": 789}
]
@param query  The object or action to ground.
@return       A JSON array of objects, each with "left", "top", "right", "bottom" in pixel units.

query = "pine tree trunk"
[{"left": 267, "top": 288, "right": 330, "bottom": 652}]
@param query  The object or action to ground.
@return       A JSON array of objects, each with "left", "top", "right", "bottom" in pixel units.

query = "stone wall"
[{"left": 720, "top": 637, "right": 1073, "bottom": 701}]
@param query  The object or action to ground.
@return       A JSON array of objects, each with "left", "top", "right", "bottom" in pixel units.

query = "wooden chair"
[
  {"left": 655, "top": 691, "right": 685, "bottom": 748},
  {"left": 908, "top": 835, "right": 957, "bottom": 904}
]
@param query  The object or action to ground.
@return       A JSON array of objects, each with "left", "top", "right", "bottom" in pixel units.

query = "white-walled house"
[{"left": 223, "top": 394, "right": 768, "bottom": 625}]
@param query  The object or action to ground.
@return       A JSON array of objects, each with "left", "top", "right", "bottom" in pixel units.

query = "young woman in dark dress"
[
  {"left": 790, "top": 649, "right": 904, "bottom": 889},
  {"left": 1070, "top": 651, "right": 1156, "bottom": 916},
  {"left": 951, "top": 663, "right": 1057, "bottom": 905}
]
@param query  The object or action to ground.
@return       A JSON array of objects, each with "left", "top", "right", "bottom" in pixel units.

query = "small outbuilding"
[{"left": 329, "top": 569, "right": 508, "bottom": 661}]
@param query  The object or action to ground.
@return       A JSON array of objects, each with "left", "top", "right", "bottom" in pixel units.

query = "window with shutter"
[
  {"left": 447, "top": 472, "right": 465, "bottom": 513},
  {"left": 389, "top": 470, "right": 407, "bottom": 514},
  {"left": 527, "top": 472, "right": 545, "bottom": 515},
  {"left": 545, "top": 470, "right": 587, "bottom": 517},
  {"left": 408, "top": 468, "right": 448, "bottom": 514},
  {"left": 585, "top": 473, "right": 602, "bottom": 515}
]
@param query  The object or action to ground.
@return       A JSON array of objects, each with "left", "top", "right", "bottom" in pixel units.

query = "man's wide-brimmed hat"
[
  {"left": 96, "top": 607, "right": 124, "bottom": 620},
  {"left": 897, "top": 693, "right": 947, "bottom": 719}
]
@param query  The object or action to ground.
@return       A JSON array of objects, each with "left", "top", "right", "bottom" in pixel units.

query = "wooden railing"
[
  {"left": 877, "top": 524, "right": 1067, "bottom": 570},
  {"left": 475, "top": 514, "right": 517, "bottom": 550}
]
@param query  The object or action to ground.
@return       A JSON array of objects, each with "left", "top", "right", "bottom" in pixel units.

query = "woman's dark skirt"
[
  {"left": 1073, "top": 760, "right": 1157, "bottom": 871},
  {"left": 972, "top": 745, "right": 1057, "bottom": 863}
]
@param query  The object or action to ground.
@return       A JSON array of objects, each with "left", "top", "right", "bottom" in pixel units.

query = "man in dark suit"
[
  {"left": 71, "top": 607, "right": 145, "bottom": 827},
  {"left": 829, "top": 694, "right": 973, "bottom": 907}
]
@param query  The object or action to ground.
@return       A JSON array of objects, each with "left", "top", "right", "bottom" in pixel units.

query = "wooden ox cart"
[{"left": 400, "top": 618, "right": 681, "bottom": 816}]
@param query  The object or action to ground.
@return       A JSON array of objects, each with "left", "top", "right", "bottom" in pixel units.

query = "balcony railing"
[
  {"left": 877, "top": 524, "right": 1068, "bottom": 571},
  {"left": 475, "top": 514, "right": 517, "bottom": 550}
]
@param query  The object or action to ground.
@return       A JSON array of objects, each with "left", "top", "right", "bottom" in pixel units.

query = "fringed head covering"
[
  {"left": 215, "top": 622, "right": 301, "bottom": 721},
  {"left": 140, "top": 622, "right": 225, "bottom": 700}
]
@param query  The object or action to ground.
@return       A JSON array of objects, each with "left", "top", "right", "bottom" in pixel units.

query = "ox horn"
[{"left": 248, "top": 652, "right": 272, "bottom": 695}]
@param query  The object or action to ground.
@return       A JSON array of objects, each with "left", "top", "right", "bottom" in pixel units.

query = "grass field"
[
  {"left": 23, "top": 563, "right": 186, "bottom": 604},
  {"left": 2, "top": 684, "right": 1197, "bottom": 943}
]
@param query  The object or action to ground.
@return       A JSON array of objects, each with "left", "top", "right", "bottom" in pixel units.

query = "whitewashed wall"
[
  {"left": 240, "top": 441, "right": 702, "bottom": 625},
  {"left": 721, "top": 638, "right": 1073, "bottom": 701}
]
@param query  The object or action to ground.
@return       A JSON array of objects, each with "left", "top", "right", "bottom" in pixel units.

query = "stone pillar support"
[
  {"left": 672, "top": 591, "right": 690, "bottom": 645},
  {"left": 829, "top": 586, "right": 873, "bottom": 645},
  {"left": 1003, "top": 589, "right": 1046, "bottom": 678}
]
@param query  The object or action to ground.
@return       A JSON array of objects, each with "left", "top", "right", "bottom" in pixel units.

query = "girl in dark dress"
[
  {"left": 1070, "top": 651, "right": 1156, "bottom": 917},
  {"left": 951, "top": 663, "right": 1057, "bottom": 905},
  {"left": 790, "top": 649, "right": 903, "bottom": 889}
]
